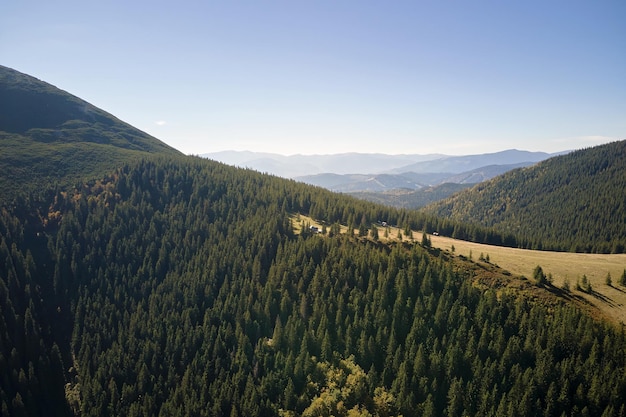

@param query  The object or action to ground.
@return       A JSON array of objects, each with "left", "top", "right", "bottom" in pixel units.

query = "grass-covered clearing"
[
  {"left": 430, "top": 234, "right": 626, "bottom": 324},
  {"left": 292, "top": 214, "right": 626, "bottom": 325}
]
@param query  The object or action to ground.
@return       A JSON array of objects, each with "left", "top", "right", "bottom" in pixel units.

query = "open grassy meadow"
[
  {"left": 292, "top": 214, "right": 626, "bottom": 324},
  {"left": 429, "top": 233, "right": 626, "bottom": 324}
]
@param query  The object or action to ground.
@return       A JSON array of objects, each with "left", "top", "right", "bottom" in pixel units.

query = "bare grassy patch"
[
  {"left": 430, "top": 234, "right": 626, "bottom": 324},
  {"left": 290, "top": 214, "right": 626, "bottom": 324}
]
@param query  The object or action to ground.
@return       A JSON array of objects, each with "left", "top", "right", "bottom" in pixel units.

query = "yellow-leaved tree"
[{"left": 280, "top": 356, "right": 400, "bottom": 417}]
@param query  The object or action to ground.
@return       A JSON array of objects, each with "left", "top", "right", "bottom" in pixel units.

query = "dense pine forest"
[
  {"left": 2, "top": 66, "right": 626, "bottom": 416},
  {"left": 2, "top": 157, "right": 625, "bottom": 416},
  {"left": 426, "top": 140, "right": 626, "bottom": 253}
]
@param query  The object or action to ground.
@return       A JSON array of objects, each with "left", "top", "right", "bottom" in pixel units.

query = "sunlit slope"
[
  {"left": 429, "top": 233, "right": 626, "bottom": 324},
  {"left": 425, "top": 140, "right": 626, "bottom": 253},
  {"left": 297, "top": 213, "right": 626, "bottom": 324},
  {"left": 0, "top": 65, "right": 181, "bottom": 201}
]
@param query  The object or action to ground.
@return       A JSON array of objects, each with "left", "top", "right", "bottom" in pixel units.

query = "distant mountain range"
[
  {"left": 295, "top": 162, "right": 533, "bottom": 193},
  {"left": 203, "top": 151, "right": 444, "bottom": 178},
  {"left": 204, "top": 149, "right": 559, "bottom": 179},
  {"left": 203, "top": 150, "right": 566, "bottom": 206}
]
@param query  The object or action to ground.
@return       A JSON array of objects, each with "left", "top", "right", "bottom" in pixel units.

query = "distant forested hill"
[
  {"left": 425, "top": 140, "right": 626, "bottom": 253},
  {"left": 351, "top": 183, "right": 472, "bottom": 209},
  {"left": 0, "top": 65, "right": 180, "bottom": 201}
]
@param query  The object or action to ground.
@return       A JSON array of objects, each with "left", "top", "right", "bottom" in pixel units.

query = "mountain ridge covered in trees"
[
  {"left": 425, "top": 140, "right": 626, "bottom": 253},
  {"left": 1, "top": 68, "right": 625, "bottom": 416}
]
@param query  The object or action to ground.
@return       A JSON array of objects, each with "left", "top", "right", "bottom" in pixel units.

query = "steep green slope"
[
  {"left": 425, "top": 140, "right": 626, "bottom": 253},
  {"left": 1, "top": 157, "right": 624, "bottom": 416},
  {"left": 0, "top": 65, "right": 181, "bottom": 201}
]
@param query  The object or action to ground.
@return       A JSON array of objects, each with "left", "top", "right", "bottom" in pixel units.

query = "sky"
[{"left": 2, "top": 1, "right": 625, "bottom": 156}]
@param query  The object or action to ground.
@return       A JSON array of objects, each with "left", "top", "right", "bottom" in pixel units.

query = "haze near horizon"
[{"left": 2, "top": 1, "right": 624, "bottom": 156}]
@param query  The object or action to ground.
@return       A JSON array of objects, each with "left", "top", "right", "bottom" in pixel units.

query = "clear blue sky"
[{"left": 2, "top": 0, "right": 625, "bottom": 155}]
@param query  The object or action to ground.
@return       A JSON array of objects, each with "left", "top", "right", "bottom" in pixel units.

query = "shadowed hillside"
[{"left": 0, "top": 65, "right": 180, "bottom": 201}]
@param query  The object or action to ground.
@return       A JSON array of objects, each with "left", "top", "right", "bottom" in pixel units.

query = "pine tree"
[
  {"left": 533, "top": 265, "right": 547, "bottom": 285},
  {"left": 371, "top": 224, "right": 379, "bottom": 241}
]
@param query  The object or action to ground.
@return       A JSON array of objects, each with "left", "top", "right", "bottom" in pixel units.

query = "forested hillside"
[
  {"left": 425, "top": 140, "right": 626, "bottom": 253},
  {"left": 2, "top": 67, "right": 625, "bottom": 416},
  {"left": 351, "top": 183, "right": 471, "bottom": 209},
  {"left": 2, "top": 156, "right": 625, "bottom": 416},
  {"left": 0, "top": 65, "right": 180, "bottom": 201}
]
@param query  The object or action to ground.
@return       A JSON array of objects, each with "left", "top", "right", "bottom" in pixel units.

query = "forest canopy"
[
  {"left": 1, "top": 156, "right": 625, "bottom": 416},
  {"left": 426, "top": 140, "right": 626, "bottom": 253}
]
